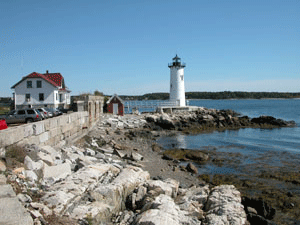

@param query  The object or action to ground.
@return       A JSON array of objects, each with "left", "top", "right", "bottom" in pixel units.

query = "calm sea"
[{"left": 157, "top": 99, "right": 300, "bottom": 174}]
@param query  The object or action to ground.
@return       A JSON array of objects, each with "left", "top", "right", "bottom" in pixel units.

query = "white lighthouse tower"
[{"left": 168, "top": 54, "right": 186, "bottom": 107}]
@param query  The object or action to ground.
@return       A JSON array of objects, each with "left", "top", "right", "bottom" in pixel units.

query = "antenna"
[{"left": 21, "top": 54, "right": 24, "bottom": 75}]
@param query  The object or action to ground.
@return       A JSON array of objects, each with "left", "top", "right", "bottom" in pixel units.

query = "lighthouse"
[{"left": 168, "top": 54, "right": 186, "bottom": 107}]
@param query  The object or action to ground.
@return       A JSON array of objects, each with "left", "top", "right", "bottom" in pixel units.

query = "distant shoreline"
[{"left": 119, "top": 91, "right": 300, "bottom": 101}]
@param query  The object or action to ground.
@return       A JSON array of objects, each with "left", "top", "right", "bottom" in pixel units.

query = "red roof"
[
  {"left": 43, "top": 72, "right": 63, "bottom": 87},
  {"left": 12, "top": 72, "right": 64, "bottom": 88}
]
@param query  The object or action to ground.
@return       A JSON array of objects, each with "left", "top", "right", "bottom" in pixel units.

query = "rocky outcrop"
[
  {"left": 145, "top": 109, "right": 296, "bottom": 131},
  {"left": 0, "top": 113, "right": 257, "bottom": 224},
  {"left": 1, "top": 140, "right": 250, "bottom": 224}
]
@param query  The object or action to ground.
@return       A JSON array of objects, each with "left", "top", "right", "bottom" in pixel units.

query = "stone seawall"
[{"left": 0, "top": 112, "right": 91, "bottom": 147}]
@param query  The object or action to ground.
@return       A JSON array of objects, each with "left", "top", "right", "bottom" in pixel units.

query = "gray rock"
[
  {"left": 186, "top": 162, "right": 198, "bottom": 174},
  {"left": 0, "top": 174, "right": 6, "bottom": 185},
  {"left": 130, "top": 152, "right": 144, "bottom": 161},
  {"left": 29, "top": 209, "right": 43, "bottom": 218},
  {"left": 247, "top": 206, "right": 258, "bottom": 215},
  {"left": 114, "top": 149, "right": 126, "bottom": 158},
  {"left": 0, "top": 184, "right": 16, "bottom": 198},
  {"left": 0, "top": 159, "right": 6, "bottom": 172},
  {"left": 185, "top": 151, "right": 209, "bottom": 162},
  {"left": 0, "top": 185, "right": 33, "bottom": 225},
  {"left": 30, "top": 202, "right": 52, "bottom": 216},
  {"left": 17, "top": 193, "right": 32, "bottom": 203},
  {"left": 178, "top": 185, "right": 210, "bottom": 214}
]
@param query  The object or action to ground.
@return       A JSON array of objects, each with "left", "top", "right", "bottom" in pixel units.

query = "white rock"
[
  {"left": 42, "top": 163, "right": 71, "bottom": 184},
  {"left": 41, "top": 164, "right": 120, "bottom": 214},
  {"left": 24, "top": 156, "right": 43, "bottom": 171},
  {"left": 0, "top": 147, "right": 5, "bottom": 158},
  {"left": 37, "top": 152, "right": 54, "bottom": 165},
  {"left": 135, "top": 194, "right": 200, "bottom": 225},
  {"left": 0, "top": 174, "right": 6, "bottom": 185},
  {"left": 30, "top": 202, "right": 52, "bottom": 216},
  {"left": 146, "top": 178, "right": 179, "bottom": 198},
  {"left": 29, "top": 210, "right": 43, "bottom": 219},
  {"left": 130, "top": 152, "right": 143, "bottom": 161},
  {"left": 0, "top": 160, "right": 6, "bottom": 172},
  {"left": 24, "top": 170, "right": 38, "bottom": 183},
  {"left": 178, "top": 185, "right": 210, "bottom": 211},
  {"left": 205, "top": 185, "right": 247, "bottom": 225},
  {"left": 17, "top": 193, "right": 32, "bottom": 203},
  {"left": 40, "top": 145, "right": 61, "bottom": 160},
  {"left": 85, "top": 148, "right": 96, "bottom": 156},
  {"left": 73, "top": 166, "right": 150, "bottom": 222}
]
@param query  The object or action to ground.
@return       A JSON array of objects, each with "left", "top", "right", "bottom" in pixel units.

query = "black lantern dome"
[{"left": 168, "top": 54, "right": 186, "bottom": 68}]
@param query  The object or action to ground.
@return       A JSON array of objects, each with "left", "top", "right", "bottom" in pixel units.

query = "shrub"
[{"left": 5, "top": 145, "right": 27, "bottom": 163}]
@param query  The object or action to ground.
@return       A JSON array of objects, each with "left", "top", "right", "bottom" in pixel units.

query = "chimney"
[{"left": 46, "top": 70, "right": 49, "bottom": 74}]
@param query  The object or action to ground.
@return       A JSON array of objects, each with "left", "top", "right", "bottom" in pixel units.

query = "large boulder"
[
  {"left": 42, "top": 162, "right": 71, "bottom": 185},
  {"left": 205, "top": 185, "right": 247, "bottom": 225},
  {"left": 186, "top": 162, "right": 198, "bottom": 174},
  {"left": 156, "top": 114, "right": 176, "bottom": 129},
  {"left": 24, "top": 155, "right": 43, "bottom": 171},
  {"left": 70, "top": 166, "right": 150, "bottom": 223},
  {"left": 185, "top": 151, "right": 209, "bottom": 162},
  {"left": 134, "top": 194, "right": 201, "bottom": 225},
  {"left": 146, "top": 178, "right": 179, "bottom": 198},
  {"left": 41, "top": 164, "right": 120, "bottom": 214}
]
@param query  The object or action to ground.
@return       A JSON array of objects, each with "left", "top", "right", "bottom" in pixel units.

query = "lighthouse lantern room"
[{"left": 168, "top": 54, "right": 186, "bottom": 107}]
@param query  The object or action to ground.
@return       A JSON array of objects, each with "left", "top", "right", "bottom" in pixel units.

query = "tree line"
[{"left": 119, "top": 91, "right": 300, "bottom": 100}]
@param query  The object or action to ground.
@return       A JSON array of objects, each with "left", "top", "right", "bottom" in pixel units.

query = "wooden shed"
[{"left": 107, "top": 94, "right": 124, "bottom": 116}]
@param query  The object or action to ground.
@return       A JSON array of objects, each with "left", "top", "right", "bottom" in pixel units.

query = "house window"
[
  {"left": 56, "top": 93, "right": 58, "bottom": 101},
  {"left": 59, "top": 94, "right": 63, "bottom": 102},
  {"left": 39, "top": 93, "right": 44, "bottom": 101},
  {"left": 37, "top": 80, "right": 42, "bottom": 88},
  {"left": 180, "top": 75, "right": 184, "bottom": 81},
  {"left": 27, "top": 81, "right": 32, "bottom": 88},
  {"left": 25, "top": 94, "right": 30, "bottom": 102}
]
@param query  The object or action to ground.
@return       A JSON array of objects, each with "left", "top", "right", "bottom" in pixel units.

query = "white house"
[{"left": 11, "top": 71, "right": 71, "bottom": 109}]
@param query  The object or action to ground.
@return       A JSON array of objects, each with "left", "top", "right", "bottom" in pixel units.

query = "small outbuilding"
[{"left": 107, "top": 94, "right": 124, "bottom": 116}]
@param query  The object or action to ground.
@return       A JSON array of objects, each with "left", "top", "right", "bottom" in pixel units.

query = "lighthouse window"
[{"left": 180, "top": 75, "right": 184, "bottom": 81}]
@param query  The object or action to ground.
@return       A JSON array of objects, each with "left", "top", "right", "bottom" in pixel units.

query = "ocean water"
[{"left": 157, "top": 99, "right": 300, "bottom": 174}]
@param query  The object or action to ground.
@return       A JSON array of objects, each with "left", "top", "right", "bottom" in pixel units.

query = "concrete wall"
[
  {"left": 72, "top": 95, "right": 104, "bottom": 124},
  {"left": 0, "top": 112, "right": 90, "bottom": 147}
]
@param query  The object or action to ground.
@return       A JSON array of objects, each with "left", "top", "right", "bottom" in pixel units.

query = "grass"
[{"left": 0, "top": 106, "right": 10, "bottom": 115}]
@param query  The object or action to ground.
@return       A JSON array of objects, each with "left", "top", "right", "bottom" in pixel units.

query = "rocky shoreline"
[{"left": 0, "top": 109, "right": 298, "bottom": 225}]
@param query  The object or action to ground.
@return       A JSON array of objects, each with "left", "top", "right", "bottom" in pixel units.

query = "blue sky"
[{"left": 0, "top": 0, "right": 299, "bottom": 97}]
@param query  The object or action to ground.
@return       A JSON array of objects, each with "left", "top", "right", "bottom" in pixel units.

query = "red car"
[{"left": 0, "top": 119, "right": 8, "bottom": 130}]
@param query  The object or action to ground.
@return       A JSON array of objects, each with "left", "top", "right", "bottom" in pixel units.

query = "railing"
[
  {"left": 124, "top": 100, "right": 189, "bottom": 114},
  {"left": 168, "top": 62, "right": 186, "bottom": 68}
]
